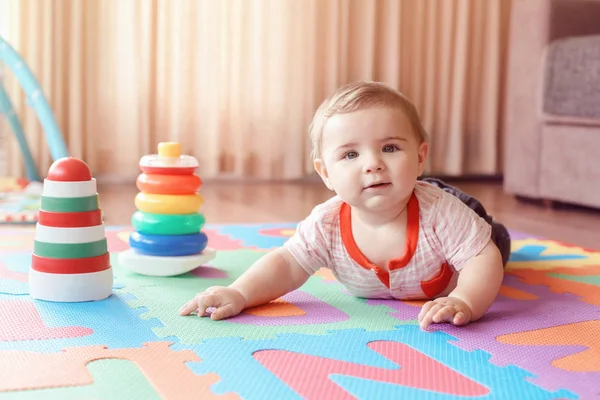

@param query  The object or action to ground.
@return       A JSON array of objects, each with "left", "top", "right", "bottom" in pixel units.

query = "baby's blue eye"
[
  {"left": 383, "top": 145, "right": 399, "bottom": 152},
  {"left": 344, "top": 151, "right": 358, "bottom": 160}
]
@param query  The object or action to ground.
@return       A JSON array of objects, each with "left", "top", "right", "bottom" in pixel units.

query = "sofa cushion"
[
  {"left": 543, "top": 35, "right": 600, "bottom": 120},
  {"left": 540, "top": 123, "right": 600, "bottom": 209}
]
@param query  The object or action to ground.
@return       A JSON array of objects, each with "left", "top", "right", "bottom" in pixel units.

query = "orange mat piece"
[
  {"left": 498, "top": 321, "right": 600, "bottom": 372},
  {"left": 0, "top": 341, "right": 238, "bottom": 399}
]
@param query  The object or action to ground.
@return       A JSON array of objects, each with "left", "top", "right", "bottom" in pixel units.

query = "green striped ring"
[
  {"left": 40, "top": 194, "right": 99, "bottom": 212},
  {"left": 132, "top": 211, "right": 206, "bottom": 235},
  {"left": 33, "top": 239, "right": 107, "bottom": 259}
]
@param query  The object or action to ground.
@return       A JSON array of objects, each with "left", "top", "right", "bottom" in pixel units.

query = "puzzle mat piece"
[
  {"left": 0, "top": 342, "right": 238, "bottom": 399},
  {"left": 551, "top": 271, "right": 600, "bottom": 286},
  {"left": 498, "top": 321, "right": 600, "bottom": 372},
  {"left": 507, "top": 230, "right": 541, "bottom": 240},
  {"left": 0, "top": 358, "right": 160, "bottom": 400},
  {"left": 366, "top": 275, "right": 600, "bottom": 399},
  {"left": 254, "top": 342, "right": 489, "bottom": 399},
  {"left": 0, "top": 299, "right": 92, "bottom": 342},
  {"left": 508, "top": 239, "right": 600, "bottom": 270},
  {"left": 542, "top": 263, "right": 600, "bottom": 283},
  {"left": 227, "top": 291, "right": 349, "bottom": 326},
  {"left": 510, "top": 265, "right": 600, "bottom": 306},
  {"left": 208, "top": 223, "right": 297, "bottom": 250},
  {"left": 0, "top": 293, "right": 164, "bottom": 353},
  {"left": 0, "top": 260, "right": 28, "bottom": 295},
  {"left": 177, "top": 326, "right": 576, "bottom": 400}
]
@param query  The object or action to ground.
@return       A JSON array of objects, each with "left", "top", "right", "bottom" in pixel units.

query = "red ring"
[
  {"left": 38, "top": 209, "right": 103, "bottom": 227},
  {"left": 140, "top": 166, "right": 197, "bottom": 175},
  {"left": 136, "top": 173, "right": 202, "bottom": 194},
  {"left": 31, "top": 253, "right": 111, "bottom": 274}
]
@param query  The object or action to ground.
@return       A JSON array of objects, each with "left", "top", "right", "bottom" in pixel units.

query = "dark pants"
[{"left": 419, "top": 177, "right": 512, "bottom": 267}]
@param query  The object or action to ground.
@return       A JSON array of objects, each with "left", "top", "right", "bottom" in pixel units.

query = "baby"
[{"left": 179, "top": 81, "right": 511, "bottom": 330}]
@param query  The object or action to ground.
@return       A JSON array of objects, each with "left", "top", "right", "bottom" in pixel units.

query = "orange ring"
[
  {"left": 140, "top": 166, "right": 197, "bottom": 175},
  {"left": 136, "top": 173, "right": 202, "bottom": 195}
]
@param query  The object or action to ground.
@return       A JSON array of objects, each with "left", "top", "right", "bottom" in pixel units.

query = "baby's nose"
[{"left": 363, "top": 157, "right": 384, "bottom": 173}]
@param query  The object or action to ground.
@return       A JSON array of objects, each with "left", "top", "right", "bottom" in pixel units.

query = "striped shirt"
[{"left": 284, "top": 181, "right": 492, "bottom": 300}]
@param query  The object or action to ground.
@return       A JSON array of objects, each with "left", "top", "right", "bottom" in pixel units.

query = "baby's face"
[{"left": 315, "top": 106, "right": 427, "bottom": 212}]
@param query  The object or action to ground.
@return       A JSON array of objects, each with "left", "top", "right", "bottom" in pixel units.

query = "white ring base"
[
  {"left": 29, "top": 267, "right": 114, "bottom": 302},
  {"left": 119, "top": 248, "right": 217, "bottom": 277}
]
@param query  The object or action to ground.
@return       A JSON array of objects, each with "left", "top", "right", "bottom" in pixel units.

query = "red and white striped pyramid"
[{"left": 29, "top": 157, "right": 113, "bottom": 302}]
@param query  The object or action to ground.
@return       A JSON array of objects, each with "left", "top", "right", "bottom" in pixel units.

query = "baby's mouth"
[{"left": 364, "top": 182, "right": 391, "bottom": 190}]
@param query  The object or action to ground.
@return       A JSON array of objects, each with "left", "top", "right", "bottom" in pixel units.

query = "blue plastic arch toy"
[{"left": 0, "top": 36, "right": 69, "bottom": 181}]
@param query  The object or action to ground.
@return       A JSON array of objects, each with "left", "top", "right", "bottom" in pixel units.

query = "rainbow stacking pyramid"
[
  {"left": 29, "top": 157, "right": 113, "bottom": 302},
  {"left": 119, "top": 142, "right": 216, "bottom": 276}
]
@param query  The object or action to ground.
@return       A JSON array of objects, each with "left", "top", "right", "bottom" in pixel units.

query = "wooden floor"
[{"left": 98, "top": 181, "right": 600, "bottom": 251}]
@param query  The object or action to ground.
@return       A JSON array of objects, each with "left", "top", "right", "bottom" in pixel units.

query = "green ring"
[
  {"left": 132, "top": 211, "right": 206, "bottom": 235},
  {"left": 41, "top": 194, "right": 99, "bottom": 212},
  {"left": 33, "top": 239, "right": 107, "bottom": 259}
]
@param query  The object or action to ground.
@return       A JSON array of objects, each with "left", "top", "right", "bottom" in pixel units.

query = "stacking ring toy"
[
  {"left": 136, "top": 173, "right": 202, "bottom": 195},
  {"left": 38, "top": 209, "right": 103, "bottom": 227},
  {"left": 129, "top": 231, "right": 208, "bottom": 256},
  {"left": 135, "top": 192, "right": 203, "bottom": 214},
  {"left": 41, "top": 194, "right": 99, "bottom": 212},
  {"left": 131, "top": 211, "right": 206, "bottom": 235},
  {"left": 31, "top": 253, "right": 111, "bottom": 274},
  {"left": 34, "top": 239, "right": 108, "bottom": 259}
]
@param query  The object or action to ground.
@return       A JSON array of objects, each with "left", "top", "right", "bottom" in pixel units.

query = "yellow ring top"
[{"left": 158, "top": 142, "right": 182, "bottom": 158}]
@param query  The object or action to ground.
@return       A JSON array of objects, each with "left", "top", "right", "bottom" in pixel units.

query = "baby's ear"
[
  {"left": 313, "top": 158, "right": 334, "bottom": 190},
  {"left": 417, "top": 141, "right": 429, "bottom": 175}
]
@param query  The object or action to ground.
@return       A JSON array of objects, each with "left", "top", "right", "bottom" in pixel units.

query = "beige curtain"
[{"left": 2, "top": 0, "right": 512, "bottom": 182}]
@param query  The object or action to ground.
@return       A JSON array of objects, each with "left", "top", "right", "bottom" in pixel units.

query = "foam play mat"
[{"left": 0, "top": 224, "right": 598, "bottom": 399}]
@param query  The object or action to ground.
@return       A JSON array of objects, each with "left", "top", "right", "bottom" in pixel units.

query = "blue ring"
[{"left": 129, "top": 231, "right": 208, "bottom": 256}]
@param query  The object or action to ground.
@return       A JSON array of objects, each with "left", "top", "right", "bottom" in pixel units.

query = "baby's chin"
[{"left": 352, "top": 196, "right": 406, "bottom": 213}]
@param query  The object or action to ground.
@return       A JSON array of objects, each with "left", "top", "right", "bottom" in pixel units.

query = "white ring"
[
  {"left": 29, "top": 267, "right": 113, "bottom": 302},
  {"left": 119, "top": 248, "right": 217, "bottom": 276},
  {"left": 42, "top": 178, "right": 97, "bottom": 198},
  {"left": 35, "top": 224, "right": 106, "bottom": 244}
]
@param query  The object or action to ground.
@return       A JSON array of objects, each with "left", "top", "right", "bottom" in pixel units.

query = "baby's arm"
[
  {"left": 178, "top": 247, "right": 310, "bottom": 320},
  {"left": 418, "top": 239, "right": 504, "bottom": 329},
  {"left": 447, "top": 239, "right": 504, "bottom": 319},
  {"left": 230, "top": 247, "right": 311, "bottom": 309}
]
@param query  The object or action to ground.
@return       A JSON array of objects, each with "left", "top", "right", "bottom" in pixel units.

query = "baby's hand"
[
  {"left": 417, "top": 296, "right": 472, "bottom": 330},
  {"left": 178, "top": 286, "right": 246, "bottom": 321}
]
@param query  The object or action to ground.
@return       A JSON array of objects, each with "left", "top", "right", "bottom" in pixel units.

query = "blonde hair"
[{"left": 309, "top": 81, "right": 428, "bottom": 161}]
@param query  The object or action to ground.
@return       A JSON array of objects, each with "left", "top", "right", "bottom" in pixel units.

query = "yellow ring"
[{"left": 135, "top": 192, "right": 204, "bottom": 214}]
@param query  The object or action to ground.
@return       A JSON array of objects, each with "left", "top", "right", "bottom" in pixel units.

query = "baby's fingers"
[
  {"left": 417, "top": 301, "right": 436, "bottom": 323},
  {"left": 452, "top": 311, "right": 469, "bottom": 326},
  {"left": 178, "top": 298, "right": 200, "bottom": 316},
  {"left": 419, "top": 303, "right": 444, "bottom": 330},
  {"left": 210, "top": 303, "right": 238, "bottom": 321},
  {"left": 179, "top": 293, "right": 218, "bottom": 316},
  {"left": 432, "top": 306, "right": 458, "bottom": 324}
]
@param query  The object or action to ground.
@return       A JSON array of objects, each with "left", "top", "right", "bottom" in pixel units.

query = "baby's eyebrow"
[
  {"left": 335, "top": 143, "right": 357, "bottom": 152},
  {"left": 380, "top": 136, "right": 408, "bottom": 142}
]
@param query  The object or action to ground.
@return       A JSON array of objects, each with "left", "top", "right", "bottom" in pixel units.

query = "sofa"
[{"left": 503, "top": 0, "right": 600, "bottom": 209}]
